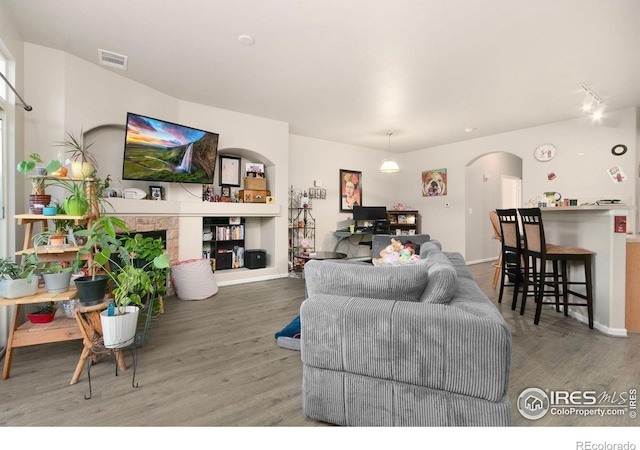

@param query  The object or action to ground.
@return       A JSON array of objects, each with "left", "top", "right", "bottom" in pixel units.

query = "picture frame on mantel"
[
  {"left": 340, "top": 169, "right": 362, "bottom": 212},
  {"left": 219, "top": 155, "right": 241, "bottom": 186}
]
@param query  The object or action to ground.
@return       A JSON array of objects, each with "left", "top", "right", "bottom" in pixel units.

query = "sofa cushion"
[
  {"left": 420, "top": 240, "right": 442, "bottom": 257},
  {"left": 304, "top": 259, "right": 430, "bottom": 302},
  {"left": 419, "top": 250, "right": 458, "bottom": 304}
]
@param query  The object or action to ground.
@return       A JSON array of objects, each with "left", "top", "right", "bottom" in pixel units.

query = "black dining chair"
[
  {"left": 495, "top": 209, "right": 524, "bottom": 310},
  {"left": 518, "top": 208, "right": 594, "bottom": 328}
]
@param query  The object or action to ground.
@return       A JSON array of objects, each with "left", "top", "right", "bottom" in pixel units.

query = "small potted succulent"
[
  {"left": 0, "top": 254, "right": 39, "bottom": 299},
  {"left": 26, "top": 302, "right": 57, "bottom": 324}
]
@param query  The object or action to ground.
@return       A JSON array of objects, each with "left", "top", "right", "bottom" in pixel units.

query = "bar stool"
[
  {"left": 489, "top": 211, "right": 503, "bottom": 289},
  {"left": 495, "top": 209, "right": 523, "bottom": 310},
  {"left": 518, "top": 208, "right": 594, "bottom": 328}
]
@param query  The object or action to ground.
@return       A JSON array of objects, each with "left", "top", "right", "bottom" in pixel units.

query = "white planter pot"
[
  {"left": 0, "top": 276, "right": 39, "bottom": 299},
  {"left": 70, "top": 161, "right": 93, "bottom": 178},
  {"left": 100, "top": 306, "right": 139, "bottom": 348}
]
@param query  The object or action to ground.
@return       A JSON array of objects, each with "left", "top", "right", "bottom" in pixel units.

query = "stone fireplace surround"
[{"left": 121, "top": 216, "right": 180, "bottom": 265}]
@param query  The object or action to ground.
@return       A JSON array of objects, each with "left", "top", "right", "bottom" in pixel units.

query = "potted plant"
[
  {"left": 49, "top": 177, "right": 90, "bottom": 217},
  {"left": 16, "top": 153, "right": 61, "bottom": 214},
  {"left": 72, "top": 215, "right": 129, "bottom": 305},
  {"left": 42, "top": 200, "right": 58, "bottom": 216},
  {"left": 0, "top": 254, "right": 40, "bottom": 299},
  {"left": 121, "top": 233, "right": 169, "bottom": 314},
  {"left": 39, "top": 262, "right": 72, "bottom": 294},
  {"left": 26, "top": 302, "right": 57, "bottom": 324},
  {"left": 57, "top": 129, "right": 97, "bottom": 178},
  {"left": 97, "top": 235, "right": 169, "bottom": 348},
  {"left": 32, "top": 226, "right": 68, "bottom": 250}
]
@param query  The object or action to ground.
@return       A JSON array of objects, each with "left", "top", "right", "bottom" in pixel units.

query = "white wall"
[
  {"left": 398, "top": 108, "right": 638, "bottom": 256},
  {"left": 288, "top": 134, "right": 399, "bottom": 256}
]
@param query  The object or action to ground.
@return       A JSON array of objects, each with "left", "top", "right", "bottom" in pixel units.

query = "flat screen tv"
[{"left": 122, "top": 112, "right": 219, "bottom": 184}]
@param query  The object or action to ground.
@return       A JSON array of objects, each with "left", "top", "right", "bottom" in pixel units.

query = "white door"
[{"left": 501, "top": 175, "right": 522, "bottom": 208}]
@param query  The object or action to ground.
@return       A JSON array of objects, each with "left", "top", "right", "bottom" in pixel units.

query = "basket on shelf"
[{"left": 244, "top": 176, "right": 267, "bottom": 191}]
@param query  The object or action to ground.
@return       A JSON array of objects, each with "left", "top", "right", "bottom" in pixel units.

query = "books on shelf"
[{"left": 215, "top": 225, "right": 245, "bottom": 240}]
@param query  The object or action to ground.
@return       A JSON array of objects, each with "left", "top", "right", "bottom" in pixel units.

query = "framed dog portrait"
[
  {"left": 340, "top": 169, "right": 362, "bottom": 211},
  {"left": 422, "top": 169, "right": 447, "bottom": 196}
]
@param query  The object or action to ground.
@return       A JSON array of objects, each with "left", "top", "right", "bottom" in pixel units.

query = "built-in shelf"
[{"left": 104, "top": 198, "right": 281, "bottom": 217}]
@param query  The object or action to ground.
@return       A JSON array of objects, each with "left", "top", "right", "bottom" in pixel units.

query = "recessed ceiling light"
[
  {"left": 238, "top": 35, "right": 255, "bottom": 46},
  {"left": 465, "top": 127, "right": 477, "bottom": 133}
]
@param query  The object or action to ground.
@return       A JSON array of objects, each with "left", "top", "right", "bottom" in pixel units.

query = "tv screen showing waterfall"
[{"left": 122, "top": 112, "right": 219, "bottom": 184}]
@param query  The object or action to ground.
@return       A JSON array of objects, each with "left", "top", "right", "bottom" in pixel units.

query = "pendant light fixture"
[{"left": 379, "top": 132, "right": 400, "bottom": 173}]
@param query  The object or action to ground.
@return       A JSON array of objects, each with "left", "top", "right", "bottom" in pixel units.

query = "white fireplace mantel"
[{"left": 103, "top": 198, "right": 281, "bottom": 217}]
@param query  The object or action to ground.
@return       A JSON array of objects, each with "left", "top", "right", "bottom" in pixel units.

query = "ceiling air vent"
[{"left": 98, "top": 49, "right": 128, "bottom": 70}]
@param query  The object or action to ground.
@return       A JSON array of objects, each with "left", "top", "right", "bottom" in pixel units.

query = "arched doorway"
[{"left": 465, "top": 152, "right": 522, "bottom": 263}]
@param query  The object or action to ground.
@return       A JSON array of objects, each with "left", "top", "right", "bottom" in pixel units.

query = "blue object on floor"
[
  {"left": 275, "top": 315, "right": 301, "bottom": 351},
  {"left": 275, "top": 315, "right": 301, "bottom": 339}
]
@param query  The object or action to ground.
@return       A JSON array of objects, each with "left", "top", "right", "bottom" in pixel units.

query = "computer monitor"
[{"left": 352, "top": 206, "right": 388, "bottom": 221}]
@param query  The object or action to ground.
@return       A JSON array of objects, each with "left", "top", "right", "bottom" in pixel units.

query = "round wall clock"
[
  {"left": 534, "top": 144, "right": 556, "bottom": 162},
  {"left": 611, "top": 144, "right": 627, "bottom": 156}
]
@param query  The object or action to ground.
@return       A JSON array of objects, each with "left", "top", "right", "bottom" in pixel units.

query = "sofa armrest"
[{"left": 300, "top": 294, "right": 511, "bottom": 403}]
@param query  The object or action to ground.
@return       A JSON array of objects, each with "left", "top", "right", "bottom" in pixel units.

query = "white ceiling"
[{"left": 4, "top": 0, "right": 640, "bottom": 153}]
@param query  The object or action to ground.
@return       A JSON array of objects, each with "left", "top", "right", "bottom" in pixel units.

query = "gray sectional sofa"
[{"left": 300, "top": 239, "right": 512, "bottom": 426}]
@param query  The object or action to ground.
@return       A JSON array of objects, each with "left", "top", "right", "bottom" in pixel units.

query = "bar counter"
[{"left": 540, "top": 205, "right": 630, "bottom": 336}]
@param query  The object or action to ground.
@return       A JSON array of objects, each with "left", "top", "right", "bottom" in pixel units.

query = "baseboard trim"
[{"left": 216, "top": 272, "right": 289, "bottom": 287}]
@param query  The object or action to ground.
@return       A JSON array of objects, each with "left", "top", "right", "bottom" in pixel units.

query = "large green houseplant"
[
  {"left": 73, "top": 215, "right": 129, "bottom": 305},
  {"left": 99, "top": 242, "right": 169, "bottom": 348}
]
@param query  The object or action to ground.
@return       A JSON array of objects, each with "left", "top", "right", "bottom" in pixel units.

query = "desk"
[
  {"left": 296, "top": 252, "right": 347, "bottom": 261},
  {"left": 1, "top": 287, "right": 84, "bottom": 381},
  {"left": 333, "top": 230, "right": 373, "bottom": 252}
]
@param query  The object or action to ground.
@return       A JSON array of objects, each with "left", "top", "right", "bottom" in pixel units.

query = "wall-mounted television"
[{"left": 122, "top": 112, "right": 219, "bottom": 184}]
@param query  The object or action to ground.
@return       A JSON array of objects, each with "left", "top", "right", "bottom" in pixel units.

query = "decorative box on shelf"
[
  {"left": 244, "top": 176, "right": 267, "bottom": 191},
  {"left": 240, "top": 190, "right": 271, "bottom": 203}
]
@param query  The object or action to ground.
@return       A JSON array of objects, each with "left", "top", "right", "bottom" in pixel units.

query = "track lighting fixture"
[{"left": 580, "top": 84, "right": 605, "bottom": 120}]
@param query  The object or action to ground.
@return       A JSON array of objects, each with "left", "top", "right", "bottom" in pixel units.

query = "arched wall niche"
[{"left": 216, "top": 147, "right": 275, "bottom": 190}]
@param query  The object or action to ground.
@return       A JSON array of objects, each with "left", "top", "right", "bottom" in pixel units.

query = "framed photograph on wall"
[
  {"left": 219, "top": 155, "right": 241, "bottom": 186},
  {"left": 422, "top": 168, "right": 448, "bottom": 196},
  {"left": 149, "top": 186, "right": 163, "bottom": 200},
  {"left": 339, "top": 169, "right": 362, "bottom": 212}
]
